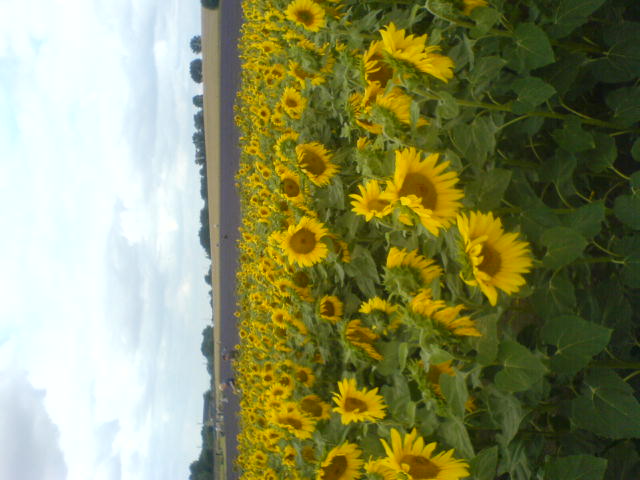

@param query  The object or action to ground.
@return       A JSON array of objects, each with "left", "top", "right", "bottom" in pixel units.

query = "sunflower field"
[{"left": 230, "top": 0, "right": 640, "bottom": 479}]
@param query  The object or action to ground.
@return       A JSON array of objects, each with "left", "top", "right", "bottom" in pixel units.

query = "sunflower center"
[
  {"left": 400, "top": 454, "right": 441, "bottom": 479},
  {"left": 368, "top": 198, "right": 390, "bottom": 212},
  {"left": 321, "top": 300, "right": 335, "bottom": 316},
  {"left": 321, "top": 455, "right": 348, "bottom": 480},
  {"left": 296, "top": 369, "right": 309, "bottom": 383},
  {"left": 295, "top": 9, "right": 314, "bottom": 26},
  {"left": 301, "top": 398, "right": 322, "bottom": 417},
  {"left": 343, "top": 397, "right": 368, "bottom": 412},
  {"left": 478, "top": 243, "right": 502, "bottom": 277},
  {"left": 399, "top": 173, "right": 437, "bottom": 210},
  {"left": 290, "top": 228, "right": 317, "bottom": 254},
  {"left": 300, "top": 149, "right": 327, "bottom": 176},
  {"left": 366, "top": 58, "right": 393, "bottom": 87},
  {"left": 285, "top": 97, "right": 299, "bottom": 108},
  {"left": 347, "top": 328, "right": 376, "bottom": 344},
  {"left": 280, "top": 416, "right": 302, "bottom": 430},
  {"left": 293, "top": 271, "right": 310, "bottom": 287}
]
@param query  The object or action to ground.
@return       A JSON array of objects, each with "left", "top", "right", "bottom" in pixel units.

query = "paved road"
[{"left": 217, "top": 1, "right": 242, "bottom": 479}]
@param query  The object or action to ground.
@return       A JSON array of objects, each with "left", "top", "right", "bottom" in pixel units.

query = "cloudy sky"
[{"left": 0, "top": 1, "right": 213, "bottom": 479}]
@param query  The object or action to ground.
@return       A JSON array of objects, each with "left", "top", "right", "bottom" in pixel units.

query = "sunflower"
[
  {"left": 411, "top": 289, "right": 481, "bottom": 337},
  {"left": 296, "top": 142, "right": 339, "bottom": 186},
  {"left": 374, "top": 88, "right": 429, "bottom": 129},
  {"left": 300, "top": 394, "right": 332, "bottom": 420},
  {"left": 286, "top": 0, "right": 326, "bottom": 32},
  {"left": 386, "top": 247, "right": 442, "bottom": 285},
  {"left": 280, "top": 216, "right": 329, "bottom": 267},
  {"left": 457, "top": 211, "right": 533, "bottom": 306},
  {"left": 363, "top": 40, "right": 394, "bottom": 87},
  {"left": 295, "top": 365, "right": 316, "bottom": 387},
  {"left": 332, "top": 378, "right": 387, "bottom": 424},
  {"left": 349, "top": 180, "right": 394, "bottom": 221},
  {"left": 379, "top": 23, "right": 454, "bottom": 83},
  {"left": 380, "top": 428, "right": 469, "bottom": 480},
  {"left": 359, "top": 297, "right": 398, "bottom": 315},
  {"left": 271, "top": 405, "right": 316, "bottom": 439},
  {"left": 319, "top": 295, "right": 344, "bottom": 323},
  {"left": 364, "top": 458, "right": 397, "bottom": 480},
  {"left": 386, "top": 147, "right": 463, "bottom": 236},
  {"left": 281, "top": 87, "right": 307, "bottom": 119},
  {"left": 345, "top": 319, "right": 383, "bottom": 361},
  {"left": 317, "top": 443, "right": 364, "bottom": 480},
  {"left": 279, "top": 168, "right": 306, "bottom": 204},
  {"left": 462, "top": 0, "right": 488, "bottom": 15}
]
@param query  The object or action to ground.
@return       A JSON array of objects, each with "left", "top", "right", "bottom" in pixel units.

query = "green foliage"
[{"left": 544, "top": 454, "right": 607, "bottom": 480}]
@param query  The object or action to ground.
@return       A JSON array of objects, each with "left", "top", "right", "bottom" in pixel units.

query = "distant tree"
[
  {"left": 200, "top": 175, "right": 208, "bottom": 198},
  {"left": 204, "top": 268, "right": 212, "bottom": 285},
  {"left": 201, "top": 326, "right": 213, "bottom": 358},
  {"left": 190, "top": 58, "right": 203, "bottom": 83},
  {"left": 194, "top": 110, "right": 204, "bottom": 131},
  {"left": 190, "top": 35, "right": 202, "bottom": 54},
  {"left": 193, "top": 130, "right": 205, "bottom": 146},
  {"left": 192, "top": 94, "right": 204, "bottom": 108},
  {"left": 199, "top": 207, "right": 211, "bottom": 258}
]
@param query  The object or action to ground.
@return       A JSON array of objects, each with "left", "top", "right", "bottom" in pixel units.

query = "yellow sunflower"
[
  {"left": 411, "top": 289, "right": 481, "bottom": 337},
  {"left": 359, "top": 297, "right": 398, "bottom": 315},
  {"left": 280, "top": 216, "right": 329, "bottom": 267},
  {"left": 364, "top": 458, "right": 397, "bottom": 480},
  {"left": 319, "top": 295, "right": 344, "bottom": 323},
  {"left": 380, "top": 428, "right": 469, "bottom": 480},
  {"left": 332, "top": 378, "right": 387, "bottom": 424},
  {"left": 379, "top": 23, "right": 455, "bottom": 83},
  {"left": 463, "top": 0, "right": 489, "bottom": 16},
  {"left": 317, "top": 443, "right": 364, "bottom": 480},
  {"left": 281, "top": 87, "right": 307, "bottom": 119},
  {"left": 386, "top": 147, "right": 463, "bottom": 236},
  {"left": 279, "top": 168, "right": 306, "bottom": 204},
  {"left": 286, "top": 0, "right": 326, "bottom": 32},
  {"left": 300, "top": 394, "right": 332, "bottom": 420},
  {"left": 345, "top": 319, "right": 383, "bottom": 361},
  {"left": 349, "top": 180, "right": 394, "bottom": 221},
  {"left": 457, "top": 211, "right": 533, "bottom": 306},
  {"left": 374, "top": 88, "right": 429, "bottom": 129},
  {"left": 363, "top": 40, "right": 394, "bottom": 87},
  {"left": 386, "top": 247, "right": 443, "bottom": 285},
  {"left": 271, "top": 405, "right": 317, "bottom": 440},
  {"left": 296, "top": 142, "right": 339, "bottom": 186}
]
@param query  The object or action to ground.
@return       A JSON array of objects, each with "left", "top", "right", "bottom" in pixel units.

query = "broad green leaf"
[
  {"left": 435, "top": 91, "right": 459, "bottom": 119},
  {"left": 552, "top": 118, "right": 595, "bottom": 153},
  {"left": 592, "top": 24, "right": 640, "bottom": 84},
  {"left": 464, "top": 168, "right": 512, "bottom": 210},
  {"left": 570, "top": 369, "right": 640, "bottom": 439},
  {"left": 631, "top": 171, "right": 640, "bottom": 189},
  {"left": 520, "top": 206, "right": 562, "bottom": 244},
  {"left": 512, "top": 76, "right": 556, "bottom": 114},
  {"left": 614, "top": 195, "right": 640, "bottom": 230},
  {"left": 486, "top": 388, "right": 524, "bottom": 444},
  {"left": 469, "top": 56, "right": 507, "bottom": 95},
  {"left": 604, "top": 441, "right": 640, "bottom": 480},
  {"left": 495, "top": 340, "right": 546, "bottom": 393},
  {"left": 532, "top": 271, "right": 577, "bottom": 320},
  {"left": 440, "top": 371, "right": 468, "bottom": 418},
  {"left": 452, "top": 116, "right": 497, "bottom": 170},
  {"left": 469, "top": 7, "right": 500, "bottom": 37},
  {"left": 544, "top": 454, "right": 607, "bottom": 480},
  {"left": 438, "top": 417, "right": 474, "bottom": 459},
  {"left": 376, "top": 341, "right": 400, "bottom": 376},
  {"left": 540, "top": 51, "right": 586, "bottom": 97},
  {"left": 540, "top": 227, "right": 588, "bottom": 269},
  {"left": 547, "top": 0, "right": 607, "bottom": 39},
  {"left": 562, "top": 201, "right": 605, "bottom": 239},
  {"left": 580, "top": 132, "right": 617, "bottom": 173},
  {"left": 540, "top": 314, "right": 612, "bottom": 375},
  {"left": 615, "top": 235, "right": 640, "bottom": 288},
  {"left": 606, "top": 87, "right": 640, "bottom": 127},
  {"left": 539, "top": 151, "right": 576, "bottom": 189},
  {"left": 470, "top": 446, "right": 498, "bottom": 480},
  {"left": 472, "top": 313, "right": 499, "bottom": 366},
  {"left": 632, "top": 138, "right": 640, "bottom": 162},
  {"left": 511, "top": 23, "right": 555, "bottom": 71}
]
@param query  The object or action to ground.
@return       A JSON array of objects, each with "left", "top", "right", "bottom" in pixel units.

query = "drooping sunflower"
[
  {"left": 386, "top": 247, "right": 443, "bottom": 285},
  {"left": 316, "top": 442, "right": 364, "bottom": 480},
  {"left": 359, "top": 297, "right": 398, "bottom": 316},
  {"left": 349, "top": 180, "right": 394, "bottom": 221},
  {"left": 379, "top": 23, "right": 455, "bottom": 83},
  {"left": 345, "top": 319, "right": 383, "bottom": 361},
  {"left": 281, "top": 87, "right": 307, "bottom": 119},
  {"left": 332, "top": 377, "right": 387, "bottom": 424},
  {"left": 319, "top": 295, "right": 344, "bottom": 323},
  {"left": 380, "top": 428, "right": 469, "bottom": 480},
  {"left": 411, "top": 289, "right": 481, "bottom": 337},
  {"left": 362, "top": 40, "right": 394, "bottom": 87},
  {"left": 271, "top": 405, "right": 316, "bottom": 440},
  {"left": 374, "top": 88, "right": 429, "bottom": 130},
  {"left": 300, "top": 394, "right": 332, "bottom": 420},
  {"left": 286, "top": 0, "right": 326, "bottom": 32},
  {"left": 296, "top": 142, "right": 339, "bottom": 186},
  {"left": 280, "top": 216, "right": 329, "bottom": 267},
  {"left": 386, "top": 147, "right": 463, "bottom": 236},
  {"left": 457, "top": 211, "right": 533, "bottom": 306}
]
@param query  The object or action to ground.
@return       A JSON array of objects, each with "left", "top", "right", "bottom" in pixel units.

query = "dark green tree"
[
  {"left": 190, "top": 35, "right": 202, "bottom": 54},
  {"left": 190, "top": 58, "right": 203, "bottom": 83}
]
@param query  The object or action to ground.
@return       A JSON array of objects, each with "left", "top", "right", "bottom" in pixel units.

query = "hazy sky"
[{"left": 0, "top": 1, "right": 213, "bottom": 479}]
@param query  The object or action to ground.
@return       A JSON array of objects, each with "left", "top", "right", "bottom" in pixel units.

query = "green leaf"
[
  {"left": 486, "top": 388, "right": 524, "bottom": 444},
  {"left": 547, "top": 0, "right": 607, "bottom": 39},
  {"left": 606, "top": 87, "right": 640, "bottom": 127},
  {"left": 615, "top": 235, "right": 640, "bottom": 288},
  {"left": 632, "top": 138, "right": 640, "bottom": 162},
  {"left": 544, "top": 454, "right": 607, "bottom": 480},
  {"left": 532, "top": 270, "right": 577, "bottom": 318},
  {"left": 438, "top": 417, "right": 474, "bottom": 459},
  {"left": 604, "top": 441, "right": 640, "bottom": 480},
  {"left": 376, "top": 341, "right": 400, "bottom": 376},
  {"left": 591, "top": 24, "right": 640, "bottom": 84},
  {"left": 614, "top": 195, "right": 640, "bottom": 230},
  {"left": 464, "top": 168, "right": 512, "bottom": 210},
  {"left": 452, "top": 116, "right": 497, "bottom": 170},
  {"left": 495, "top": 340, "right": 546, "bottom": 393},
  {"left": 468, "top": 56, "right": 507, "bottom": 95},
  {"left": 580, "top": 132, "right": 617, "bottom": 173},
  {"left": 570, "top": 369, "right": 640, "bottom": 439},
  {"left": 540, "top": 226, "right": 588, "bottom": 269},
  {"left": 562, "top": 201, "right": 605, "bottom": 239},
  {"left": 440, "top": 371, "right": 468, "bottom": 418},
  {"left": 435, "top": 91, "right": 459, "bottom": 120},
  {"left": 512, "top": 76, "right": 556, "bottom": 114},
  {"left": 470, "top": 7, "right": 500, "bottom": 37},
  {"left": 520, "top": 207, "right": 562, "bottom": 244},
  {"left": 539, "top": 151, "right": 576, "bottom": 189},
  {"left": 470, "top": 446, "right": 499, "bottom": 480},
  {"left": 540, "top": 314, "right": 612, "bottom": 375},
  {"left": 398, "top": 342, "right": 408, "bottom": 371},
  {"left": 510, "top": 23, "right": 555, "bottom": 72},
  {"left": 552, "top": 118, "right": 595, "bottom": 153},
  {"left": 472, "top": 313, "right": 499, "bottom": 366}
]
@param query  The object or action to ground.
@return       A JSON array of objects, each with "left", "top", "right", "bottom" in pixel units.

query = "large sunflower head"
[
  {"left": 319, "top": 295, "right": 344, "bottom": 323},
  {"left": 349, "top": 180, "right": 394, "bottom": 221},
  {"left": 280, "top": 216, "right": 329, "bottom": 267},
  {"left": 345, "top": 319, "right": 383, "bottom": 361},
  {"left": 271, "top": 405, "right": 317, "bottom": 440},
  {"left": 380, "top": 428, "right": 469, "bottom": 480},
  {"left": 296, "top": 142, "right": 339, "bottom": 186},
  {"left": 300, "top": 394, "right": 331, "bottom": 420},
  {"left": 386, "top": 247, "right": 443, "bottom": 286},
  {"left": 286, "top": 0, "right": 326, "bottom": 32},
  {"left": 332, "top": 377, "right": 387, "bottom": 424},
  {"left": 410, "top": 288, "right": 481, "bottom": 337},
  {"left": 363, "top": 40, "right": 394, "bottom": 87},
  {"left": 281, "top": 87, "right": 307, "bottom": 119},
  {"left": 316, "top": 442, "right": 364, "bottom": 480},
  {"left": 457, "top": 211, "right": 533, "bottom": 306},
  {"left": 386, "top": 147, "right": 463, "bottom": 236}
]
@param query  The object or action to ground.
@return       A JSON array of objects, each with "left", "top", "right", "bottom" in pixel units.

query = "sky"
[{"left": 0, "top": 1, "right": 213, "bottom": 479}]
